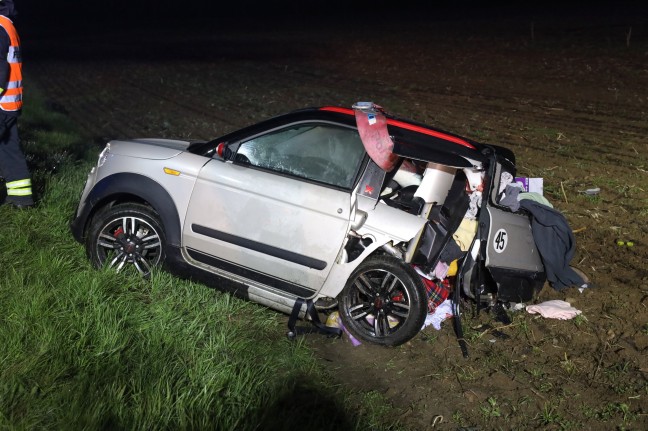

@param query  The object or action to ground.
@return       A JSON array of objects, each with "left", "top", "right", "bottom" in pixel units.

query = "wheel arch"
[
  {"left": 76, "top": 173, "right": 182, "bottom": 248},
  {"left": 319, "top": 236, "right": 395, "bottom": 299}
]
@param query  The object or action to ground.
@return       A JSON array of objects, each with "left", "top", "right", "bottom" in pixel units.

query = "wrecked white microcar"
[{"left": 71, "top": 102, "right": 553, "bottom": 347}]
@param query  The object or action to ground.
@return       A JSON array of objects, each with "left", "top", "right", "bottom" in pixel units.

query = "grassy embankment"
[{"left": 0, "top": 85, "right": 403, "bottom": 430}]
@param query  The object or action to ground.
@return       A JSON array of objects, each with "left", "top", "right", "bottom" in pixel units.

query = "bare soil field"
[{"left": 26, "top": 16, "right": 648, "bottom": 430}]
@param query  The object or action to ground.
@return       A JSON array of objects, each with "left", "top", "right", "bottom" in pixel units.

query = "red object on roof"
[{"left": 352, "top": 103, "right": 400, "bottom": 172}]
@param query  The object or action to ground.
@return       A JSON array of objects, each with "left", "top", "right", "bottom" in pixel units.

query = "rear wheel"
[
  {"left": 86, "top": 203, "right": 166, "bottom": 278},
  {"left": 339, "top": 255, "right": 427, "bottom": 346}
]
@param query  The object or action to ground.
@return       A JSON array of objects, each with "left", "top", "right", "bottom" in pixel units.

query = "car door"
[
  {"left": 182, "top": 122, "right": 367, "bottom": 297},
  {"left": 483, "top": 161, "right": 546, "bottom": 302}
]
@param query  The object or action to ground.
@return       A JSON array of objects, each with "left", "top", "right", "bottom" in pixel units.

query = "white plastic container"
[{"left": 414, "top": 162, "right": 456, "bottom": 204}]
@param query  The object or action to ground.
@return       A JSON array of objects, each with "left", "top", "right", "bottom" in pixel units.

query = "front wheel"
[
  {"left": 85, "top": 203, "right": 166, "bottom": 278},
  {"left": 338, "top": 255, "right": 427, "bottom": 346}
]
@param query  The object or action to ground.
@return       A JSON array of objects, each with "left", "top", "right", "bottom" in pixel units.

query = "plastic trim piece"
[{"left": 192, "top": 224, "right": 328, "bottom": 270}]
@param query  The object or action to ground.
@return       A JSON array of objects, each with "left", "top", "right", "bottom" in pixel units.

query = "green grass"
[
  {"left": 0, "top": 85, "right": 404, "bottom": 430},
  {"left": 479, "top": 397, "right": 501, "bottom": 419}
]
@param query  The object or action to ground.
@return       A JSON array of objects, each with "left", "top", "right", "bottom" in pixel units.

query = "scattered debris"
[
  {"left": 325, "top": 311, "right": 361, "bottom": 346},
  {"left": 579, "top": 187, "right": 600, "bottom": 195},
  {"left": 526, "top": 300, "right": 582, "bottom": 320},
  {"left": 421, "top": 299, "right": 454, "bottom": 331},
  {"left": 616, "top": 239, "right": 635, "bottom": 247}
]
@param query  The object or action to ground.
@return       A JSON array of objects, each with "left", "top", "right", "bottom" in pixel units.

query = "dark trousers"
[
  {"left": 0, "top": 114, "right": 30, "bottom": 183},
  {"left": 0, "top": 113, "right": 32, "bottom": 204}
]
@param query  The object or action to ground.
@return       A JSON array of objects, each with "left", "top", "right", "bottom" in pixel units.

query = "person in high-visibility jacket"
[{"left": 0, "top": 0, "right": 32, "bottom": 208}]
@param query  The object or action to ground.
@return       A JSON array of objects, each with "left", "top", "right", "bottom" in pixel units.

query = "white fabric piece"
[
  {"left": 465, "top": 190, "right": 482, "bottom": 220},
  {"left": 499, "top": 171, "right": 514, "bottom": 194},
  {"left": 421, "top": 299, "right": 453, "bottom": 330},
  {"left": 526, "top": 300, "right": 582, "bottom": 320}
]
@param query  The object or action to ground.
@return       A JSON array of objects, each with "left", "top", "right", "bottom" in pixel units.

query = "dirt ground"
[{"left": 26, "top": 15, "right": 648, "bottom": 430}]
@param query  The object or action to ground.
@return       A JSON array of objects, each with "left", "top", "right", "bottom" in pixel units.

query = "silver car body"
[{"left": 72, "top": 105, "right": 546, "bottom": 337}]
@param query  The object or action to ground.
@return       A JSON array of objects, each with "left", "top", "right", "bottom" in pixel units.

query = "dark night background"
[
  {"left": 16, "top": 1, "right": 648, "bottom": 33},
  {"left": 11, "top": 0, "right": 645, "bottom": 68}
]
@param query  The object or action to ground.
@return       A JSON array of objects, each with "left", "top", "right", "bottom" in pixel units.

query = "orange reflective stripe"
[{"left": 0, "top": 16, "right": 22, "bottom": 112}]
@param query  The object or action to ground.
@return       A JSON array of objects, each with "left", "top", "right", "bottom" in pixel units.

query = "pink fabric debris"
[
  {"left": 526, "top": 300, "right": 582, "bottom": 320},
  {"left": 354, "top": 103, "right": 399, "bottom": 172},
  {"left": 325, "top": 311, "right": 362, "bottom": 346}
]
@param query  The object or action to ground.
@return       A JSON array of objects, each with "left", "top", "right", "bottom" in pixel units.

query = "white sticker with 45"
[{"left": 493, "top": 229, "right": 508, "bottom": 253}]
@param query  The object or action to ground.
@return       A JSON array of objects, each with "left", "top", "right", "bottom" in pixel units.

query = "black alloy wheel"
[{"left": 339, "top": 255, "right": 427, "bottom": 346}]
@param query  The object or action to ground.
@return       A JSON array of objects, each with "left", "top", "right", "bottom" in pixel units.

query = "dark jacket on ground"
[{"left": 519, "top": 199, "right": 585, "bottom": 291}]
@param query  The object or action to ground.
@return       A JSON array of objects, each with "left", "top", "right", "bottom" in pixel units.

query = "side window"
[{"left": 235, "top": 123, "right": 366, "bottom": 188}]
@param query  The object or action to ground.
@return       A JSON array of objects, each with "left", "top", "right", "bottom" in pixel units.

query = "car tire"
[
  {"left": 86, "top": 203, "right": 166, "bottom": 278},
  {"left": 339, "top": 255, "right": 427, "bottom": 346}
]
